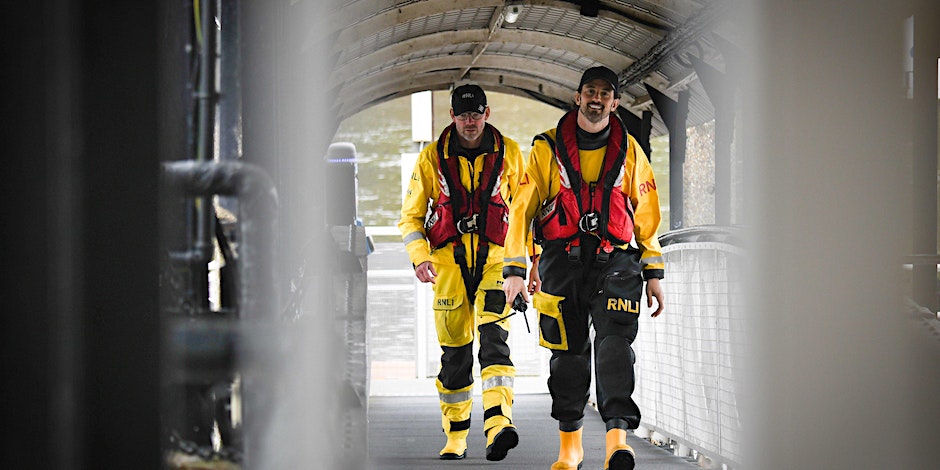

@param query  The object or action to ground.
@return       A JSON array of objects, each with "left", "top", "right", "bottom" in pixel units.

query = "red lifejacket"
[
  {"left": 535, "top": 110, "right": 635, "bottom": 245},
  {"left": 425, "top": 123, "right": 509, "bottom": 249}
]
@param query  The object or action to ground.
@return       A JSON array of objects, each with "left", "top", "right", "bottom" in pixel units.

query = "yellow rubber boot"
[
  {"left": 550, "top": 429, "right": 583, "bottom": 469},
  {"left": 439, "top": 428, "right": 468, "bottom": 460},
  {"left": 484, "top": 423, "right": 518, "bottom": 461},
  {"left": 604, "top": 429, "right": 636, "bottom": 470}
]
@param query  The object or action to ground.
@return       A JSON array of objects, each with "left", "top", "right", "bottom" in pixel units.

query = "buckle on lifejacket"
[
  {"left": 596, "top": 239, "right": 614, "bottom": 264},
  {"left": 567, "top": 239, "right": 581, "bottom": 263},
  {"left": 578, "top": 212, "right": 599, "bottom": 233},
  {"left": 457, "top": 214, "right": 479, "bottom": 234}
]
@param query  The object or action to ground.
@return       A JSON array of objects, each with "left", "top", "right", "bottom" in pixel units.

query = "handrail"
[{"left": 658, "top": 224, "right": 744, "bottom": 247}]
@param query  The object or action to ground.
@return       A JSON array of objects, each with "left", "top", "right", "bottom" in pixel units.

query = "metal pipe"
[
  {"left": 217, "top": 0, "right": 242, "bottom": 220},
  {"left": 192, "top": 0, "right": 218, "bottom": 266},
  {"left": 219, "top": 0, "right": 241, "bottom": 163},
  {"left": 162, "top": 160, "right": 279, "bottom": 320},
  {"left": 162, "top": 160, "right": 280, "bottom": 466}
]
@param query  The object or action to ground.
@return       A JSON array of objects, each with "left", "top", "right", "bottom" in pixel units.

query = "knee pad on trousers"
[
  {"left": 549, "top": 352, "right": 591, "bottom": 388},
  {"left": 595, "top": 336, "right": 634, "bottom": 391},
  {"left": 439, "top": 343, "right": 474, "bottom": 391},
  {"left": 477, "top": 322, "right": 512, "bottom": 370},
  {"left": 548, "top": 352, "right": 591, "bottom": 423}
]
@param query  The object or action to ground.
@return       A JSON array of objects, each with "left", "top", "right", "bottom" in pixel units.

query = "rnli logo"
[
  {"left": 638, "top": 179, "right": 657, "bottom": 196},
  {"left": 436, "top": 298, "right": 456, "bottom": 308},
  {"left": 607, "top": 298, "right": 639, "bottom": 313},
  {"left": 425, "top": 211, "right": 439, "bottom": 229},
  {"left": 538, "top": 199, "right": 556, "bottom": 220}
]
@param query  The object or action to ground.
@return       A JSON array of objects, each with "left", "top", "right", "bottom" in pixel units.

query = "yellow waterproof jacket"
[
  {"left": 504, "top": 127, "right": 665, "bottom": 279},
  {"left": 399, "top": 127, "right": 525, "bottom": 269}
]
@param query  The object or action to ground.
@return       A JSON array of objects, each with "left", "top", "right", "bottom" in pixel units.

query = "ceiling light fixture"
[{"left": 504, "top": 2, "right": 523, "bottom": 24}]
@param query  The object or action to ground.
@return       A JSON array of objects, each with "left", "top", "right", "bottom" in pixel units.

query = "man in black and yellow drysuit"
[
  {"left": 399, "top": 84, "right": 524, "bottom": 462},
  {"left": 502, "top": 66, "right": 665, "bottom": 470}
]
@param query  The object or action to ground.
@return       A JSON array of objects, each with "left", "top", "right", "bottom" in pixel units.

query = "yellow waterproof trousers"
[{"left": 432, "top": 251, "right": 515, "bottom": 440}]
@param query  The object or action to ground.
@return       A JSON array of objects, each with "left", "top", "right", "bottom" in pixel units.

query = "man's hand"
[
  {"left": 414, "top": 261, "right": 437, "bottom": 284},
  {"left": 527, "top": 257, "right": 541, "bottom": 294},
  {"left": 646, "top": 277, "right": 664, "bottom": 317},
  {"left": 503, "top": 275, "right": 527, "bottom": 305}
]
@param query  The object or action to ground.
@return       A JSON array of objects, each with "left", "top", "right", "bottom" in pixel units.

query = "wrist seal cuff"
[{"left": 502, "top": 265, "right": 526, "bottom": 279}]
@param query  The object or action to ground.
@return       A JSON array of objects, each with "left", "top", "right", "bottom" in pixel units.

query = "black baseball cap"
[
  {"left": 451, "top": 84, "right": 488, "bottom": 116},
  {"left": 578, "top": 66, "right": 620, "bottom": 97}
]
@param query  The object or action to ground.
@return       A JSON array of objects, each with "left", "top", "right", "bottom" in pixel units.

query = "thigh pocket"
[
  {"left": 434, "top": 293, "right": 471, "bottom": 346},
  {"left": 532, "top": 291, "right": 567, "bottom": 350},
  {"left": 601, "top": 272, "right": 643, "bottom": 324}
]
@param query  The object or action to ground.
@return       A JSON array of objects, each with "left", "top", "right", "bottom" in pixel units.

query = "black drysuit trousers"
[{"left": 536, "top": 235, "right": 644, "bottom": 432}]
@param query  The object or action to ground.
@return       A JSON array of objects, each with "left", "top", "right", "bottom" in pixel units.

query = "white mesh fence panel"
[{"left": 634, "top": 241, "right": 746, "bottom": 467}]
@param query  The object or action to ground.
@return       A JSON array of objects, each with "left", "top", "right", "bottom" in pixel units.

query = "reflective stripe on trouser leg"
[
  {"left": 437, "top": 380, "right": 473, "bottom": 437},
  {"left": 481, "top": 364, "right": 515, "bottom": 433}
]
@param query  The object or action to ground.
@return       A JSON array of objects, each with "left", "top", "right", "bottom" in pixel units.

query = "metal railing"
[{"left": 632, "top": 225, "right": 746, "bottom": 469}]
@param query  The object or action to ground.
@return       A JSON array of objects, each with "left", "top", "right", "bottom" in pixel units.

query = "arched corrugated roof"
[{"left": 321, "top": 0, "right": 739, "bottom": 136}]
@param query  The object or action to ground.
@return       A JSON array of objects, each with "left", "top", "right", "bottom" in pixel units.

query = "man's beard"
[
  {"left": 579, "top": 102, "right": 608, "bottom": 124},
  {"left": 459, "top": 126, "right": 480, "bottom": 140}
]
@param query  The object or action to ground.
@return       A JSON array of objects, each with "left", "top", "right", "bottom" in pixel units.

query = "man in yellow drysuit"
[{"left": 399, "top": 84, "right": 525, "bottom": 462}]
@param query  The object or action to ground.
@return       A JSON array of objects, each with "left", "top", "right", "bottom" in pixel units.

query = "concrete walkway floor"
[{"left": 367, "top": 393, "right": 699, "bottom": 469}]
